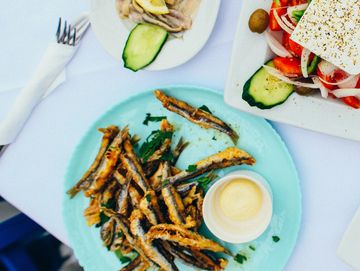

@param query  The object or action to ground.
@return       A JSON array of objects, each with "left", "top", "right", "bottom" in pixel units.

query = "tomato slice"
[
  {"left": 269, "top": 2, "right": 287, "bottom": 31},
  {"left": 316, "top": 67, "right": 336, "bottom": 90},
  {"left": 273, "top": 57, "right": 302, "bottom": 76},
  {"left": 316, "top": 67, "right": 348, "bottom": 90},
  {"left": 280, "top": 0, "right": 289, "bottom": 5},
  {"left": 289, "top": 0, "right": 308, "bottom": 5},
  {"left": 282, "top": 32, "right": 303, "bottom": 57},
  {"left": 342, "top": 76, "right": 360, "bottom": 109},
  {"left": 342, "top": 96, "right": 360, "bottom": 109}
]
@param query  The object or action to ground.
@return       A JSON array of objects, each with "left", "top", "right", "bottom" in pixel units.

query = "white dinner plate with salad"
[
  {"left": 90, "top": 0, "right": 220, "bottom": 71},
  {"left": 225, "top": 0, "right": 360, "bottom": 141}
]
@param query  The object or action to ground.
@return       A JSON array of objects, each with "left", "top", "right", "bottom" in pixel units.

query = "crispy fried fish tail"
[
  {"left": 67, "top": 125, "right": 119, "bottom": 198},
  {"left": 154, "top": 90, "right": 239, "bottom": 143}
]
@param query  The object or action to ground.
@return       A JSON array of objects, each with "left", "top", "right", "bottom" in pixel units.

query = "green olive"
[{"left": 248, "top": 9, "right": 269, "bottom": 34}]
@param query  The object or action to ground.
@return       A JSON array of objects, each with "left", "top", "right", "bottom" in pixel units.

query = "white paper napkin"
[
  {"left": 0, "top": 43, "right": 77, "bottom": 145},
  {"left": 337, "top": 206, "right": 360, "bottom": 270}
]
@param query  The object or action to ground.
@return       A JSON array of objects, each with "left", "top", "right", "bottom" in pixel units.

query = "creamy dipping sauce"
[{"left": 219, "top": 178, "right": 263, "bottom": 221}]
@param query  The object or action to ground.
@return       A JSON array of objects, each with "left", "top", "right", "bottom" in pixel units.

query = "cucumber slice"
[
  {"left": 123, "top": 24, "right": 168, "bottom": 71},
  {"left": 242, "top": 61, "right": 294, "bottom": 109}
]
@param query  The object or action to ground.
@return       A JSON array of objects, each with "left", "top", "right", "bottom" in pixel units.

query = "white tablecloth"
[{"left": 1, "top": 1, "right": 359, "bottom": 270}]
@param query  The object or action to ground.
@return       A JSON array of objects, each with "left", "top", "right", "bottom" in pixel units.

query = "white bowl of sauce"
[{"left": 203, "top": 170, "right": 273, "bottom": 244}]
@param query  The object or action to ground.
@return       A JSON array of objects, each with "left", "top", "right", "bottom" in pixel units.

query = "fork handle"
[{"left": 0, "top": 43, "right": 76, "bottom": 145}]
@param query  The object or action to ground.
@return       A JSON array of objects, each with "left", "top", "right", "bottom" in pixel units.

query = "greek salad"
[{"left": 243, "top": 0, "right": 360, "bottom": 109}]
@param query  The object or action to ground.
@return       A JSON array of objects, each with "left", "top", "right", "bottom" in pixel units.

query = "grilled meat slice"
[{"left": 154, "top": 90, "right": 239, "bottom": 143}]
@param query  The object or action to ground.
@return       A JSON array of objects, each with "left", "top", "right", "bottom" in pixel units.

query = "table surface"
[{"left": 1, "top": 1, "right": 360, "bottom": 271}]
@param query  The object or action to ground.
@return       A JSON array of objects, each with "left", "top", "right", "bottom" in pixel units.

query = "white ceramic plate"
[
  {"left": 90, "top": 0, "right": 220, "bottom": 71},
  {"left": 224, "top": 0, "right": 360, "bottom": 141}
]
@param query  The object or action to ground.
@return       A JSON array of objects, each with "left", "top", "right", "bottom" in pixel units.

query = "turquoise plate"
[{"left": 63, "top": 85, "right": 301, "bottom": 271}]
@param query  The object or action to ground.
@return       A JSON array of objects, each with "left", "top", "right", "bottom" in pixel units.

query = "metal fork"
[
  {"left": 0, "top": 14, "right": 90, "bottom": 158},
  {"left": 56, "top": 15, "right": 89, "bottom": 46}
]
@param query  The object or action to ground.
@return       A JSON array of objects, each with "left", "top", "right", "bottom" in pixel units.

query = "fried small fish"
[
  {"left": 129, "top": 210, "right": 178, "bottom": 271},
  {"left": 154, "top": 90, "right": 239, "bottom": 143},
  {"left": 67, "top": 126, "right": 119, "bottom": 198},
  {"left": 85, "top": 127, "right": 129, "bottom": 197},
  {"left": 146, "top": 224, "right": 229, "bottom": 254},
  {"left": 165, "top": 147, "right": 255, "bottom": 187}
]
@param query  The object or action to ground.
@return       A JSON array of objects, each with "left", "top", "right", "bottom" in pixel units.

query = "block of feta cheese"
[{"left": 291, "top": 0, "right": 360, "bottom": 75}]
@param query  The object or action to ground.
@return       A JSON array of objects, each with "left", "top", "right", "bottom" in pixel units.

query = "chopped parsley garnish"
[
  {"left": 117, "top": 231, "right": 123, "bottom": 239},
  {"left": 249, "top": 245, "right": 256, "bottom": 251},
  {"left": 162, "top": 179, "right": 169, "bottom": 188},
  {"left": 212, "top": 136, "right": 217, "bottom": 141},
  {"left": 142, "top": 113, "right": 167, "bottom": 126},
  {"left": 115, "top": 250, "right": 132, "bottom": 264},
  {"left": 193, "top": 172, "right": 218, "bottom": 190},
  {"left": 101, "top": 198, "right": 116, "bottom": 210},
  {"left": 95, "top": 212, "right": 110, "bottom": 228},
  {"left": 139, "top": 130, "right": 173, "bottom": 162},
  {"left": 292, "top": 10, "right": 305, "bottom": 22},
  {"left": 272, "top": 235, "right": 280, "bottom": 243},
  {"left": 234, "top": 253, "right": 247, "bottom": 264},
  {"left": 161, "top": 150, "right": 174, "bottom": 162},
  {"left": 145, "top": 194, "right": 151, "bottom": 202},
  {"left": 199, "top": 105, "right": 212, "bottom": 114},
  {"left": 186, "top": 164, "right": 197, "bottom": 172}
]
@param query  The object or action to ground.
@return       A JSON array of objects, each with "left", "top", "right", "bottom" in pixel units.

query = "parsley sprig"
[
  {"left": 139, "top": 130, "right": 173, "bottom": 162},
  {"left": 142, "top": 113, "right": 167, "bottom": 126}
]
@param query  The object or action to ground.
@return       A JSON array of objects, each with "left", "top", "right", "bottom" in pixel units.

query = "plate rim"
[
  {"left": 62, "top": 84, "right": 302, "bottom": 271},
  {"left": 89, "top": 0, "right": 221, "bottom": 71}
]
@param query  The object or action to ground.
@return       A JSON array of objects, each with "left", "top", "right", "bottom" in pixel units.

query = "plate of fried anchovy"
[{"left": 63, "top": 85, "right": 301, "bottom": 271}]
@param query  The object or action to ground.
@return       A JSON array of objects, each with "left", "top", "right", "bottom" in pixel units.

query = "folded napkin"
[{"left": 0, "top": 42, "right": 78, "bottom": 145}]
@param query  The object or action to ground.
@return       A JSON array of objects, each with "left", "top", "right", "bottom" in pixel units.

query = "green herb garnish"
[
  {"left": 199, "top": 105, "right": 212, "bottom": 114},
  {"left": 95, "top": 212, "right": 110, "bottom": 228},
  {"left": 186, "top": 164, "right": 197, "bottom": 172},
  {"left": 292, "top": 10, "right": 305, "bottom": 22},
  {"left": 139, "top": 130, "right": 173, "bottom": 162},
  {"left": 193, "top": 172, "right": 218, "bottom": 190},
  {"left": 161, "top": 150, "right": 174, "bottom": 162},
  {"left": 234, "top": 253, "right": 247, "bottom": 264},
  {"left": 117, "top": 231, "right": 123, "bottom": 239},
  {"left": 162, "top": 179, "right": 169, "bottom": 188},
  {"left": 146, "top": 194, "right": 151, "bottom": 202},
  {"left": 212, "top": 136, "right": 217, "bottom": 141},
  {"left": 142, "top": 113, "right": 167, "bottom": 126},
  {"left": 101, "top": 198, "right": 116, "bottom": 210},
  {"left": 249, "top": 245, "right": 256, "bottom": 251},
  {"left": 272, "top": 236, "right": 280, "bottom": 243},
  {"left": 115, "top": 250, "right": 132, "bottom": 264}
]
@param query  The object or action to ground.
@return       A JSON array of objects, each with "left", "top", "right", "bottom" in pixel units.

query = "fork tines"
[{"left": 56, "top": 17, "right": 76, "bottom": 46}]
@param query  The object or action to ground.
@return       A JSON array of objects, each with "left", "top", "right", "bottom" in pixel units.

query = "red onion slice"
[
  {"left": 332, "top": 89, "right": 360, "bottom": 98},
  {"left": 263, "top": 65, "right": 319, "bottom": 88},
  {"left": 312, "top": 77, "right": 329, "bottom": 98},
  {"left": 301, "top": 48, "right": 311, "bottom": 78},
  {"left": 281, "top": 15, "right": 296, "bottom": 30},
  {"left": 318, "top": 74, "right": 356, "bottom": 86},
  {"left": 273, "top": 9, "right": 293, "bottom": 34},
  {"left": 338, "top": 74, "right": 360, "bottom": 88},
  {"left": 264, "top": 31, "right": 292, "bottom": 58}
]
